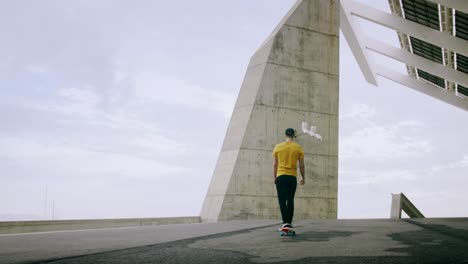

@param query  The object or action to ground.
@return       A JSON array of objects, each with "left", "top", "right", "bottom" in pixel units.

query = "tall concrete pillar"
[{"left": 201, "top": 0, "right": 339, "bottom": 222}]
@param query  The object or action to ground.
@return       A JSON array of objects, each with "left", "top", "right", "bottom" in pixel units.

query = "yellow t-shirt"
[{"left": 272, "top": 141, "right": 304, "bottom": 177}]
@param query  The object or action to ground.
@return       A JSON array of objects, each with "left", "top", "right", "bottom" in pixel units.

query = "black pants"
[{"left": 275, "top": 175, "right": 297, "bottom": 224}]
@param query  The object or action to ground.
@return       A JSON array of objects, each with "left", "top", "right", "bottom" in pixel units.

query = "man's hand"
[
  {"left": 299, "top": 157, "right": 305, "bottom": 185},
  {"left": 274, "top": 177, "right": 278, "bottom": 184}
]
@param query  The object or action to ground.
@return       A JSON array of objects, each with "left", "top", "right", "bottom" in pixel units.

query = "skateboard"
[{"left": 280, "top": 227, "right": 296, "bottom": 237}]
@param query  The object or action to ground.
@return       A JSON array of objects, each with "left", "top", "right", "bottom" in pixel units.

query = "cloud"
[
  {"left": 0, "top": 136, "right": 187, "bottom": 180},
  {"left": 2, "top": 95, "right": 190, "bottom": 158},
  {"left": 27, "top": 64, "right": 50, "bottom": 74},
  {"left": 128, "top": 134, "right": 190, "bottom": 156},
  {"left": 133, "top": 72, "right": 236, "bottom": 118},
  {"left": 429, "top": 154, "right": 468, "bottom": 173},
  {"left": 16, "top": 86, "right": 102, "bottom": 120},
  {"left": 58, "top": 87, "right": 100, "bottom": 106},
  {"left": 15, "top": 86, "right": 163, "bottom": 134},
  {"left": 340, "top": 169, "right": 418, "bottom": 186},
  {"left": 340, "top": 153, "right": 467, "bottom": 187},
  {"left": 410, "top": 190, "right": 462, "bottom": 201},
  {"left": 7, "top": 78, "right": 195, "bottom": 167},
  {"left": 340, "top": 103, "right": 377, "bottom": 121},
  {"left": 340, "top": 122, "right": 433, "bottom": 161},
  {"left": 340, "top": 103, "right": 432, "bottom": 162},
  {"left": 462, "top": 155, "right": 468, "bottom": 167}
]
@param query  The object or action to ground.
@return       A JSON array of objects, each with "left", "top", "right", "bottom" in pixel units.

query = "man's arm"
[
  {"left": 273, "top": 156, "right": 278, "bottom": 183},
  {"left": 299, "top": 157, "right": 305, "bottom": 185}
]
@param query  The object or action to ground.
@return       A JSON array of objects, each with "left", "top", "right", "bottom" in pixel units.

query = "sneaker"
[
  {"left": 284, "top": 223, "right": 293, "bottom": 228},
  {"left": 278, "top": 223, "right": 287, "bottom": 231}
]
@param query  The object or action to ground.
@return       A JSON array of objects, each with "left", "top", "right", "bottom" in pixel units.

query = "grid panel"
[
  {"left": 396, "top": 0, "right": 468, "bottom": 99},
  {"left": 455, "top": 10, "right": 468, "bottom": 41},
  {"left": 458, "top": 85, "right": 468, "bottom": 97},
  {"left": 454, "top": 10, "right": 468, "bottom": 97},
  {"left": 402, "top": 0, "right": 440, "bottom": 30},
  {"left": 402, "top": 0, "right": 446, "bottom": 88},
  {"left": 417, "top": 69, "right": 446, "bottom": 88},
  {"left": 409, "top": 37, "right": 443, "bottom": 63},
  {"left": 457, "top": 54, "right": 468, "bottom": 74}
]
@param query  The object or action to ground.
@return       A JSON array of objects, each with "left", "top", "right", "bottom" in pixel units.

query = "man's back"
[{"left": 273, "top": 141, "right": 304, "bottom": 176}]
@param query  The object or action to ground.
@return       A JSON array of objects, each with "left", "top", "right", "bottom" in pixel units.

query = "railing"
[{"left": 390, "top": 193, "right": 425, "bottom": 219}]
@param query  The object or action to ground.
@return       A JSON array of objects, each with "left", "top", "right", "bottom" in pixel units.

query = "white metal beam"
[
  {"left": 340, "top": 0, "right": 378, "bottom": 85},
  {"left": 346, "top": 0, "right": 468, "bottom": 57},
  {"left": 376, "top": 65, "right": 468, "bottom": 111},
  {"left": 366, "top": 39, "right": 468, "bottom": 88}
]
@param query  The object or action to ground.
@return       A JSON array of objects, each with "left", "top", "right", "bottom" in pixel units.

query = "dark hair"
[{"left": 285, "top": 128, "right": 295, "bottom": 137}]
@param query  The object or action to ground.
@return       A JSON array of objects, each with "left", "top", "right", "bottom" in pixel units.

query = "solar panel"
[
  {"left": 402, "top": 0, "right": 439, "bottom": 30},
  {"left": 455, "top": 10, "right": 468, "bottom": 41},
  {"left": 400, "top": 0, "right": 468, "bottom": 92},
  {"left": 410, "top": 37, "right": 443, "bottom": 63},
  {"left": 417, "top": 69, "right": 446, "bottom": 88},
  {"left": 458, "top": 85, "right": 468, "bottom": 97},
  {"left": 458, "top": 54, "right": 468, "bottom": 74},
  {"left": 454, "top": 10, "right": 468, "bottom": 96}
]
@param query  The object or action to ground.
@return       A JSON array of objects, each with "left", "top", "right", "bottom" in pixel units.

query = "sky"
[{"left": 0, "top": 0, "right": 467, "bottom": 221}]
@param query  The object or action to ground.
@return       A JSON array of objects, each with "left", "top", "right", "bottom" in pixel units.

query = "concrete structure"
[
  {"left": 200, "top": 0, "right": 339, "bottom": 222},
  {"left": 390, "top": 193, "right": 425, "bottom": 219},
  {"left": 2, "top": 218, "right": 468, "bottom": 264}
]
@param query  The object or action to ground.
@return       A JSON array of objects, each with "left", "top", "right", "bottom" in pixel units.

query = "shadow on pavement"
[
  {"left": 282, "top": 230, "right": 356, "bottom": 242},
  {"left": 39, "top": 222, "right": 468, "bottom": 264}
]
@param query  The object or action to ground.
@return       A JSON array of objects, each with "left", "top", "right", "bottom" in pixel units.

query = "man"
[{"left": 272, "top": 128, "right": 305, "bottom": 230}]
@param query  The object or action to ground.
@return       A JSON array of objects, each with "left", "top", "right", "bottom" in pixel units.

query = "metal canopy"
[
  {"left": 401, "top": 0, "right": 468, "bottom": 97},
  {"left": 341, "top": 0, "right": 468, "bottom": 110}
]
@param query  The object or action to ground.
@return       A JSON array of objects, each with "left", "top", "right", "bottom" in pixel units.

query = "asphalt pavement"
[{"left": 1, "top": 218, "right": 467, "bottom": 264}]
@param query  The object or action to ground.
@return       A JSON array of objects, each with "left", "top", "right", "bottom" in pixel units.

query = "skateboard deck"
[{"left": 280, "top": 227, "right": 296, "bottom": 236}]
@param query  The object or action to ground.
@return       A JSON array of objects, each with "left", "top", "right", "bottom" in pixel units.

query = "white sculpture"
[{"left": 301, "top": 122, "right": 322, "bottom": 141}]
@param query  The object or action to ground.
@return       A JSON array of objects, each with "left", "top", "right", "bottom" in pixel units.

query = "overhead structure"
[{"left": 341, "top": 0, "right": 468, "bottom": 111}]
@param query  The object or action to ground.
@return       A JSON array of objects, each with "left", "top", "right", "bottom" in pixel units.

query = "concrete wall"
[
  {"left": 0, "top": 217, "right": 201, "bottom": 234},
  {"left": 201, "top": 0, "right": 339, "bottom": 222}
]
